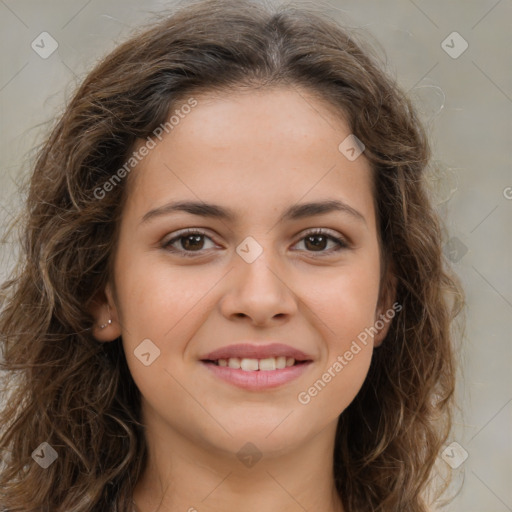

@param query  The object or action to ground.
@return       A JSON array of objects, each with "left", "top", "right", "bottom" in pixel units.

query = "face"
[{"left": 92, "top": 86, "right": 395, "bottom": 459}]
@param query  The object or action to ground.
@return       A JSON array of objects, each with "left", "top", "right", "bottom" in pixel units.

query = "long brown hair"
[{"left": 0, "top": 0, "right": 465, "bottom": 510}]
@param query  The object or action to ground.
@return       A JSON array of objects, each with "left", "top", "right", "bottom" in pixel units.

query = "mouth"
[
  {"left": 199, "top": 343, "right": 314, "bottom": 390},
  {"left": 200, "top": 354, "right": 313, "bottom": 390},
  {"left": 201, "top": 356, "right": 310, "bottom": 371}
]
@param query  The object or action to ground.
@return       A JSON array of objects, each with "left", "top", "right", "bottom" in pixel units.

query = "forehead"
[{"left": 124, "top": 86, "right": 375, "bottom": 228}]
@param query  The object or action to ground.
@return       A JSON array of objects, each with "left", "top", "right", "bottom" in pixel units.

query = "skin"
[{"left": 91, "top": 86, "right": 396, "bottom": 512}]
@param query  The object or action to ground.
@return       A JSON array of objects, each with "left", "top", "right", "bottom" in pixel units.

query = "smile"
[
  {"left": 200, "top": 359, "right": 312, "bottom": 390},
  {"left": 210, "top": 356, "right": 298, "bottom": 371}
]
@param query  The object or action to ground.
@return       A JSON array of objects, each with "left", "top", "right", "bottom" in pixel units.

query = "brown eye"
[
  {"left": 162, "top": 229, "right": 216, "bottom": 257},
  {"left": 178, "top": 234, "right": 206, "bottom": 251},
  {"left": 294, "top": 230, "right": 349, "bottom": 255},
  {"left": 304, "top": 234, "right": 329, "bottom": 251}
]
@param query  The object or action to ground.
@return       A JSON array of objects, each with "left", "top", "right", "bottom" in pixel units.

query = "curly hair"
[{"left": 0, "top": 0, "right": 465, "bottom": 510}]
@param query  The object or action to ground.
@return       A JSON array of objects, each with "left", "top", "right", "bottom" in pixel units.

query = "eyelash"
[{"left": 161, "top": 228, "right": 349, "bottom": 258}]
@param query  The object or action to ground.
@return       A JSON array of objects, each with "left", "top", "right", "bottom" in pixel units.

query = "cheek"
[
  {"left": 294, "top": 255, "right": 380, "bottom": 414},
  {"left": 113, "top": 256, "right": 219, "bottom": 393},
  {"left": 114, "top": 251, "right": 211, "bottom": 340},
  {"left": 304, "top": 254, "right": 381, "bottom": 348},
  {"left": 297, "top": 343, "right": 373, "bottom": 426},
  {"left": 295, "top": 271, "right": 378, "bottom": 418}
]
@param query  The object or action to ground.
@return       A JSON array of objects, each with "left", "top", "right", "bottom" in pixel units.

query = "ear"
[
  {"left": 373, "top": 263, "right": 398, "bottom": 348},
  {"left": 88, "top": 283, "right": 122, "bottom": 342}
]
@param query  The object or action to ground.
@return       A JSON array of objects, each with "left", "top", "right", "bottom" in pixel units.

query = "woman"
[{"left": 0, "top": 0, "right": 465, "bottom": 510}]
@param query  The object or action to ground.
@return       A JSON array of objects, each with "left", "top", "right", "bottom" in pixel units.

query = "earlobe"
[
  {"left": 373, "top": 311, "right": 392, "bottom": 348},
  {"left": 89, "top": 283, "right": 122, "bottom": 342},
  {"left": 373, "top": 266, "right": 398, "bottom": 348}
]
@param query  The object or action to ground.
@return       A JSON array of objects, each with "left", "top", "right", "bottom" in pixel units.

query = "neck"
[{"left": 132, "top": 412, "right": 344, "bottom": 512}]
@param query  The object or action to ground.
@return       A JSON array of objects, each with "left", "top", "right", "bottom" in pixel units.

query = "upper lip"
[{"left": 200, "top": 343, "right": 313, "bottom": 362}]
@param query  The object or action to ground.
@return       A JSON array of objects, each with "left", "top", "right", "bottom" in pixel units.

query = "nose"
[{"left": 219, "top": 249, "right": 298, "bottom": 326}]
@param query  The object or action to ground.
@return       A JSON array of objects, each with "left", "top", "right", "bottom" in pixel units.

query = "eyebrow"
[{"left": 141, "top": 199, "right": 366, "bottom": 225}]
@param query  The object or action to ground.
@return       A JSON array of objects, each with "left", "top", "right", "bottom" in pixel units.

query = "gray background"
[{"left": 0, "top": 1, "right": 511, "bottom": 510}]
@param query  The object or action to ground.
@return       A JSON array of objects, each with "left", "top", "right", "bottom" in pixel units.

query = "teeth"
[
  {"left": 276, "top": 356, "right": 287, "bottom": 369},
  {"left": 240, "top": 358, "right": 259, "bottom": 371},
  {"left": 216, "top": 356, "right": 296, "bottom": 371},
  {"left": 227, "top": 357, "right": 241, "bottom": 369},
  {"left": 259, "top": 357, "right": 276, "bottom": 371}
]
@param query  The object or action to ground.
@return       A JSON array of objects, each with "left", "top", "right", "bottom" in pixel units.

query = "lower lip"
[{"left": 201, "top": 361, "right": 312, "bottom": 390}]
